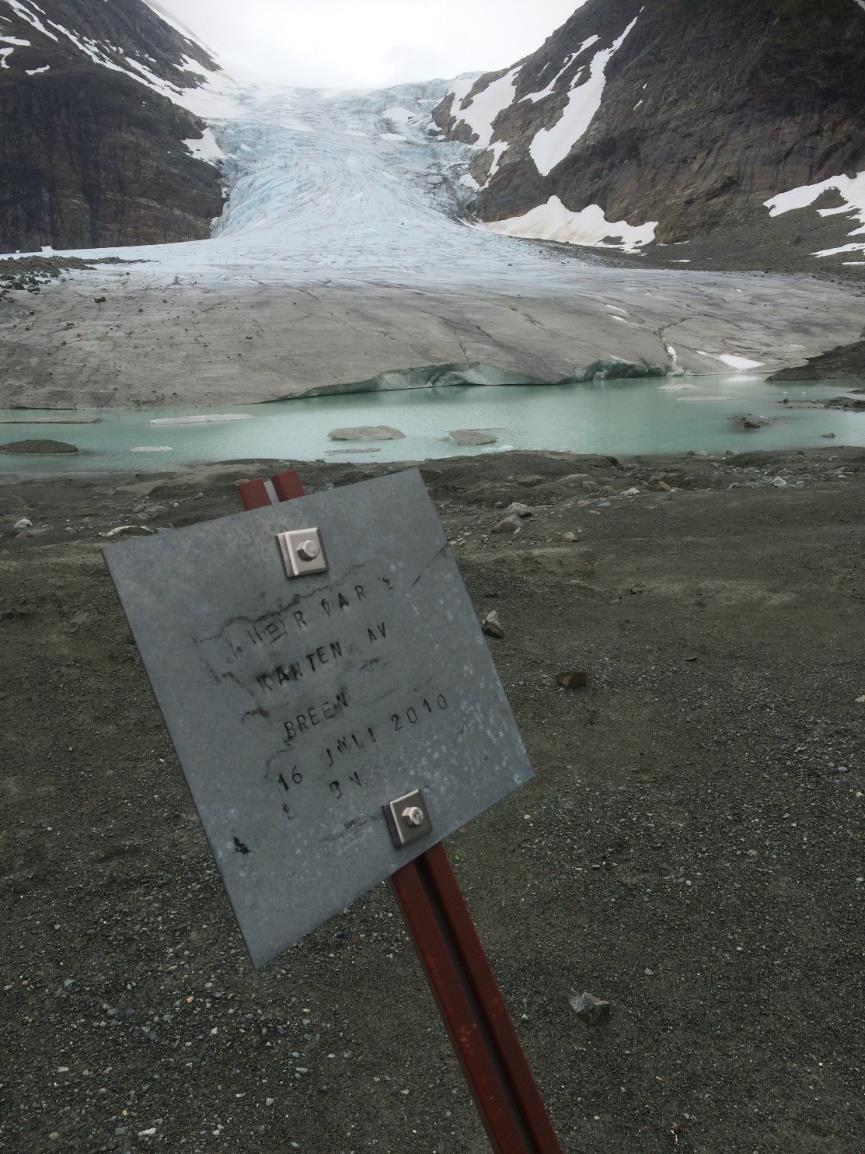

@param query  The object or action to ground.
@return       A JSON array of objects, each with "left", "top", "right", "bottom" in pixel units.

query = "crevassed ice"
[
  {"left": 476, "top": 195, "right": 656, "bottom": 254},
  {"left": 765, "top": 170, "right": 865, "bottom": 258},
  {"left": 529, "top": 16, "right": 639, "bottom": 176}
]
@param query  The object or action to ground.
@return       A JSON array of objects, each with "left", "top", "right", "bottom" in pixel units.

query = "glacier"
[{"left": 2, "top": 75, "right": 864, "bottom": 408}]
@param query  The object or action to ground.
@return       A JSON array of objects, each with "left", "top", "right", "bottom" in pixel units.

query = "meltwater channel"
[{"left": 2, "top": 376, "right": 864, "bottom": 473}]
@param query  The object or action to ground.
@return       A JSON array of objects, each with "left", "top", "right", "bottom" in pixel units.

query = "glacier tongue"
[
  {"left": 42, "top": 80, "right": 584, "bottom": 288},
  {"left": 4, "top": 79, "right": 865, "bottom": 411}
]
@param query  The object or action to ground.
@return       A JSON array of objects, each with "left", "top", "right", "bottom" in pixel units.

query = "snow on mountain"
[
  {"left": 432, "top": 0, "right": 865, "bottom": 270},
  {"left": 0, "top": 0, "right": 233, "bottom": 250},
  {"left": 476, "top": 195, "right": 656, "bottom": 254},
  {"left": 765, "top": 171, "right": 865, "bottom": 260},
  {"left": 527, "top": 16, "right": 637, "bottom": 177}
]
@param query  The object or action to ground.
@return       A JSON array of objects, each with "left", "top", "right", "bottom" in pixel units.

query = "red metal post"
[{"left": 237, "top": 469, "right": 563, "bottom": 1154}]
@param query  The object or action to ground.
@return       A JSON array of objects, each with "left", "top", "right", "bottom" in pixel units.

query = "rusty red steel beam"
[{"left": 237, "top": 468, "right": 563, "bottom": 1154}]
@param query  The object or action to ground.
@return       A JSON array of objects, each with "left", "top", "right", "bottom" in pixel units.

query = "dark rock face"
[
  {"left": 0, "top": 0, "right": 224, "bottom": 251},
  {"left": 768, "top": 338, "right": 865, "bottom": 382},
  {"left": 432, "top": 0, "right": 865, "bottom": 260}
]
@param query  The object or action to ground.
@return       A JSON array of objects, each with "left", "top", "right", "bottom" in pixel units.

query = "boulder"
[
  {"left": 327, "top": 426, "right": 405, "bottom": 442},
  {"left": 0, "top": 439, "right": 78, "bottom": 454},
  {"left": 450, "top": 429, "right": 499, "bottom": 446},
  {"left": 505, "top": 502, "right": 533, "bottom": 518}
]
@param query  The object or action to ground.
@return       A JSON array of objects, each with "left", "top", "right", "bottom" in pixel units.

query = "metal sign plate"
[{"left": 104, "top": 470, "right": 532, "bottom": 969}]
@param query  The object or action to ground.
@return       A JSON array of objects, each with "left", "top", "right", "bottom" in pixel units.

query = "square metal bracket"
[
  {"left": 277, "top": 528, "right": 328, "bottom": 579},
  {"left": 384, "top": 789, "right": 433, "bottom": 849}
]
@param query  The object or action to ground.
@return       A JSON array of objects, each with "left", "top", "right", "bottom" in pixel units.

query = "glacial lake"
[{"left": 1, "top": 376, "right": 863, "bottom": 473}]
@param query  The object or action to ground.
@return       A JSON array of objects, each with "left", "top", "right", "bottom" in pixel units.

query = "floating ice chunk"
[
  {"left": 477, "top": 195, "right": 656, "bottom": 253},
  {"left": 149, "top": 414, "right": 254, "bottom": 426},
  {"left": 530, "top": 16, "right": 640, "bottom": 176},
  {"left": 131, "top": 445, "right": 174, "bottom": 452}
]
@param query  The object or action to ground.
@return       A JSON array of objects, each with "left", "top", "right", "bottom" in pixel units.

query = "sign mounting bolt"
[
  {"left": 385, "top": 789, "right": 433, "bottom": 848},
  {"left": 298, "top": 539, "right": 320, "bottom": 562}
]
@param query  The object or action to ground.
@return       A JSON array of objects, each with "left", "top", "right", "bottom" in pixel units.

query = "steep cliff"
[
  {"left": 432, "top": 0, "right": 865, "bottom": 268},
  {"left": 0, "top": 0, "right": 225, "bottom": 251}
]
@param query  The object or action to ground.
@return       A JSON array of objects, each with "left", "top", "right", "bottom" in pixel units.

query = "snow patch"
[
  {"left": 521, "top": 52, "right": 581, "bottom": 104},
  {"left": 529, "top": 16, "right": 640, "bottom": 176},
  {"left": 765, "top": 170, "right": 865, "bottom": 257},
  {"left": 452, "top": 66, "right": 521, "bottom": 149},
  {"left": 483, "top": 141, "right": 510, "bottom": 185},
  {"left": 2, "top": 0, "right": 58, "bottom": 41},
  {"left": 698, "top": 352, "right": 764, "bottom": 371},
  {"left": 0, "top": 46, "right": 12, "bottom": 66},
  {"left": 477, "top": 195, "right": 656, "bottom": 254},
  {"left": 183, "top": 127, "right": 225, "bottom": 164},
  {"left": 25, "top": 63, "right": 48, "bottom": 74}
]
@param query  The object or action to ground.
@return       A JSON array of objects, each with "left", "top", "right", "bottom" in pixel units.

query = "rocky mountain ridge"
[
  {"left": 0, "top": 0, "right": 225, "bottom": 251},
  {"left": 432, "top": 0, "right": 865, "bottom": 272}
]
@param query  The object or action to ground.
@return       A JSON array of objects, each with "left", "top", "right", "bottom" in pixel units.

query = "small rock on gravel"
[
  {"left": 569, "top": 991, "right": 612, "bottom": 1024},
  {"left": 13, "top": 518, "right": 32, "bottom": 530},
  {"left": 492, "top": 515, "right": 522, "bottom": 534},
  {"left": 481, "top": 610, "right": 505, "bottom": 639},
  {"left": 505, "top": 502, "right": 533, "bottom": 518},
  {"left": 556, "top": 671, "right": 589, "bottom": 690}
]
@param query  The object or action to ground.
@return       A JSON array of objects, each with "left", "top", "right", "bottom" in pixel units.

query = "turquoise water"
[{"left": 1, "top": 376, "right": 863, "bottom": 472}]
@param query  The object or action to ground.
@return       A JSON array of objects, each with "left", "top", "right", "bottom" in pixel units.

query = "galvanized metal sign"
[{"left": 105, "top": 470, "right": 532, "bottom": 968}]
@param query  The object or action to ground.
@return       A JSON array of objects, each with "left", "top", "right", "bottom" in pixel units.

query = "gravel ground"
[{"left": 2, "top": 448, "right": 864, "bottom": 1154}]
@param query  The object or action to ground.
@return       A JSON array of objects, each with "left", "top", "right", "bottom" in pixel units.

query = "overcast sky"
[{"left": 152, "top": 1, "right": 585, "bottom": 87}]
